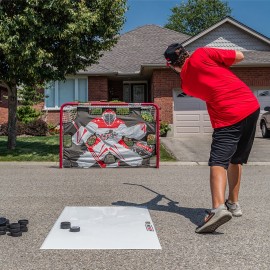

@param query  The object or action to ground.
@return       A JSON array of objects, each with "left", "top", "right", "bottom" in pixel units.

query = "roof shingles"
[
  {"left": 85, "top": 25, "right": 190, "bottom": 74},
  {"left": 82, "top": 23, "right": 270, "bottom": 75}
]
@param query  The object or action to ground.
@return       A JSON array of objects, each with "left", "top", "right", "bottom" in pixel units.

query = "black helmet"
[{"left": 164, "top": 43, "right": 186, "bottom": 66}]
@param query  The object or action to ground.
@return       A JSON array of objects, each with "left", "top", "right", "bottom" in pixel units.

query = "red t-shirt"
[{"left": 180, "top": 47, "right": 260, "bottom": 128}]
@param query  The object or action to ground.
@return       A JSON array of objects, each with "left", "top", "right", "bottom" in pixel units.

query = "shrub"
[
  {"left": 17, "top": 105, "right": 41, "bottom": 124},
  {"left": 160, "top": 121, "right": 171, "bottom": 136},
  {"left": 90, "top": 108, "right": 102, "bottom": 115},
  {"left": 116, "top": 107, "right": 129, "bottom": 115},
  {"left": 0, "top": 123, "right": 8, "bottom": 136},
  {"left": 16, "top": 122, "right": 27, "bottom": 136},
  {"left": 26, "top": 119, "right": 48, "bottom": 136},
  {"left": 141, "top": 111, "right": 154, "bottom": 122},
  {"left": 48, "top": 123, "right": 60, "bottom": 135},
  {"left": 0, "top": 122, "right": 27, "bottom": 136}
]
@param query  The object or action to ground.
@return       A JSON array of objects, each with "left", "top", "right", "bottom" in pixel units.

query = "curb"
[
  {"left": 0, "top": 161, "right": 270, "bottom": 166},
  {"left": 160, "top": 161, "right": 270, "bottom": 166}
]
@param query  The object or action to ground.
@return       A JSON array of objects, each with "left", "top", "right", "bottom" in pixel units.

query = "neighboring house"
[{"left": 1, "top": 16, "right": 270, "bottom": 136}]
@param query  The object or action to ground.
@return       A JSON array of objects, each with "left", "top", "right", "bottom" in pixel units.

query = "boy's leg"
[
  {"left": 196, "top": 166, "right": 232, "bottom": 233},
  {"left": 210, "top": 166, "right": 227, "bottom": 209},
  {"left": 227, "top": 163, "right": 242, "bottom": 203}
]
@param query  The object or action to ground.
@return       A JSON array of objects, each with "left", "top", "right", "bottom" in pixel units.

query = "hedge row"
[{"left": 0, "top": 119, "right": 48, "bottom": 136}]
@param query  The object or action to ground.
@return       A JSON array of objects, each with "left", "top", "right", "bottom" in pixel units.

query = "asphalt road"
[{"left": 0, "top": 163, "right": 269, "bottom": 270}]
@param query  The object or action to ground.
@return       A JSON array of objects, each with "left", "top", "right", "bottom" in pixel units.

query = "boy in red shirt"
[{"left": 164, "top": 43, "right": 260, "bottom": 233}]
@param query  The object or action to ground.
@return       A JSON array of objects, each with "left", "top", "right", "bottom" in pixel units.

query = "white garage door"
[
  {"left": 173, "top": 88, "right": 270, "bottom": 137},
  {"left": 173, "top": 89, "right": 212, "bottom": 136}
]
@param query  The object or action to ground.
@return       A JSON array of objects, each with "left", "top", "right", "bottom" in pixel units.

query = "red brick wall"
[
  {"left": 152, "top": 69, "right": 180, "bottom": 123},
  {"left": 232, "top": 67, "right": 270, "bottom": 86},
  {"left": 88, "top": 76, "right": 108, "bottom": 101},
  {"left": 0, "top": 87, "right": 8, "bottom": 123},
  {"left": 33, "top": 102, "right": 59, "bottom": 126}
]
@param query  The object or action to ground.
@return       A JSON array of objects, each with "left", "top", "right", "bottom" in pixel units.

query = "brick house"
[{"left": 1, "top": 17, "right": 270, "bottom": 136}]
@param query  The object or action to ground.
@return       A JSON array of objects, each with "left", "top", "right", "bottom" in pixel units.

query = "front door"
[
  {"left": 133, "top": 85, "right": 145, "bottom": 103},
  {"left": 123, "top": 83, "right": 147, "bottom": 103}
]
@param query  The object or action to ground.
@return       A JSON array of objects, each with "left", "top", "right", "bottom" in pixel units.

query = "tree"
[
  {"left": 165, "top": 0, "right": 231, "bottom": 36},
  {"left": 0, "top": 0, "right": 127, "bottom": 149},
  {"left": 17, "top": 84, "right": 44, "bottom": 124}
]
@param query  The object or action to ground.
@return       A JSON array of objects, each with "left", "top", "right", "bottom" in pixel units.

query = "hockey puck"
[
  {"left": 0, "top": 226, "right": 7, "bottom": 231},
  {"left": 69, "top": 226, "right": 80, "bottom": 232},
  {"left": 10, "top": 231, "right": 23, "bottom": 237},
  {"left": 0, "top": 217, "right": 7, "bottom": 225},
  {"left": 10, "top": 223, "right": 20, "bottom": 229},
  {"left": 20, "top": 226, "right": 28, "bottom": 233},
  {"left": 10, "top": 228, "right": 21, "bottom": 233},
  {"left": 0, "top": 231, "right": 6, "bottom": 235},
  {"left": 60, "top": 221, "right": 71, "bottom": 229},
  {"left": 18, "top": 219, "right": 29, "bottom": 225}
]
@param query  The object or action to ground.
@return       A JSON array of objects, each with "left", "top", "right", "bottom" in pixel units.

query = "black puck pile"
[
  {"left": 60, "top": 221, "right": 80, "bottom": 232},
  {"left": 0, "top": 217, "right": 29, "bottom": 237}
]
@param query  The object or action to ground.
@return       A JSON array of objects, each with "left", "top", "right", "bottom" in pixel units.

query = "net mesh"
[{"left": 62, "top": 106, "right": 78, "bottom": 124}]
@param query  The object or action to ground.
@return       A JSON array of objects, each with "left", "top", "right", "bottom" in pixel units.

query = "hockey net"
[{"left": 59, "top": 102, "right": 160, "bottom": 169}]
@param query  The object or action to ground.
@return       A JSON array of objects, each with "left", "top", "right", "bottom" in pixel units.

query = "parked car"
[{"left": 260, "top": 106, "right": 270, "bottom": 138}]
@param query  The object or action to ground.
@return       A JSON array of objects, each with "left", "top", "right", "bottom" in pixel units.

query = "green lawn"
[
  {"left": 0, "top": 136, "right": 59, "bottom": 161},
  {"left": 0, "top": 136, "right": 176, "bottom": 162}
]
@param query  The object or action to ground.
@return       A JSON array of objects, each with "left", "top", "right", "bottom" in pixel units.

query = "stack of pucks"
[
  {"left": 18, "top": 219, "right": 29, "bottom": 233},
  {"left": 0, "top": 217, "right": 29, "bottom": 237},
  {"left": 60, "top": 221, "right": 80, "bottom": 232},
  {"left": 0, "top": 217, "right": 9, "bottom": 236},
  {"left": 9, "top": 223, "right": 23, "bottom": 237}
]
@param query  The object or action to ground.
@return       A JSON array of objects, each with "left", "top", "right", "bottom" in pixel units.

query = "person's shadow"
[{"left": 111, "top": 183, "right": 207, "bottom": 227}]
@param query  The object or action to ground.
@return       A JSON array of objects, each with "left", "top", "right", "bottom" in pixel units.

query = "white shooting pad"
[{"left": 41, "top": 206, "right": 161, "bottom": 249}]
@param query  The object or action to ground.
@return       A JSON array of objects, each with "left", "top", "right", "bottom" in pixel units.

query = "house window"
[{"left": 45, "top": 78, "right": 88, "bottom": 108}]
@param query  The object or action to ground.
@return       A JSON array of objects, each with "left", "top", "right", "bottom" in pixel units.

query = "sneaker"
[
  {"left": 195, "top": 204, "right": 232, "bottom": 234},
  {"left": 225, "top": 200, "right": 242, "bottom": 217}
]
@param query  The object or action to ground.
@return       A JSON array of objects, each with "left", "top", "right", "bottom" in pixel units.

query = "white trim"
[
  {"left": 55, "top": 81, "right": 59, "bottom": 108},
  {"left": 75, "top": 79, "right": 79, "bottom": 101},
  {"left": 182, "top": 17, "right": 270, "bottom": 47}
]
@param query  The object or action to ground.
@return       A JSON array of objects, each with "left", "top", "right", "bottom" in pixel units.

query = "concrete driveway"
[
  {"left": 0, "top": 163, "right": 269, "bottom": 270},
  {"left": 161, "top": 135, "right": 270, "bottom": 164}
]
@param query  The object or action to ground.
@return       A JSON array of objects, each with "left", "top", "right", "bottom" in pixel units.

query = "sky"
[{"left": 122, "top": 0, "right": 270, "bottom": 38}]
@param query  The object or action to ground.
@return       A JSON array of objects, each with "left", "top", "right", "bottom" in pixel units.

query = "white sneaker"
[
  {"left": 195, "top": 204, "right": 232, "bottom": 233},
  {"left": 225, "top": 200, "right": 242, "bottom": 217}
]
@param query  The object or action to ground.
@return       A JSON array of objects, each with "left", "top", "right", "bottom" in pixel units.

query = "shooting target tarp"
[{"left": 59, "top": 103, "right": 160, "bottom": 168}]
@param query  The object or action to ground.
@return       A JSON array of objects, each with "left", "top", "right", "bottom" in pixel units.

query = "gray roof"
[
  {"left": 82, "top": 25, "right": 190, "bottom": 75},
  {"left": 237, "top": 50, "right": 270, "bottom": 66},
  {"left": 79, "top": 22, "right": 270, "bottom": 75}
]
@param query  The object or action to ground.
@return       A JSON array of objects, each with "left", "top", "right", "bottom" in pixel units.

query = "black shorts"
[{"left": 208, "top": 108, "right": 260, "bottom": 169}]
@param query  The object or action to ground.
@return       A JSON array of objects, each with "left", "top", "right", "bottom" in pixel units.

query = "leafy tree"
[
  {"left": 0, "top": 0, "right": 126, "bottom": 149},
  {"left": 165, "top": 0, "right": 231, "bottom": 36}
]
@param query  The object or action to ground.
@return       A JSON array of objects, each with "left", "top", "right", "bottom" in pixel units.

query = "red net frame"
[{"left": 59, "top": 102, "right": 160, "bottom": 168}]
